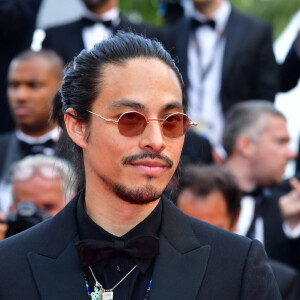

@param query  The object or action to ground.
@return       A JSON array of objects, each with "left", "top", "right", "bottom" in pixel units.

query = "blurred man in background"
[
  {"left": 0, "top": 154, "right": 76, "bottom": 239},
  {"left": 0, "top": 50, "right": 63, "bottom": 215},
  {"left": 177, "top": 164, "right": 240, "bottom": 231},
  {"left": 223, "top": 101, "right": 300, "bottom": 270},
  {"left": 161, "top": 0, "right": 279, "bottom": 160},
  {"left": 42, "top": 0, "right": 161, "bottom": 63}
]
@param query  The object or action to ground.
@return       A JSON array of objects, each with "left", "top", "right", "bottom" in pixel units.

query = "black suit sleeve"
[
  {"left": 251, "top": 24, "right": 279, "bottom": 101},
  {"left": 240, "top": 239, "right": 281, "bottom": 299},
  {"left": 280, "top": 39, "right": 300, "bottom": 92}
]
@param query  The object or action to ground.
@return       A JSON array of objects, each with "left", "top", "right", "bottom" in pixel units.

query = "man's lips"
[
  {"left": 13, "top": 106, "right": 30, "bottom": 117},
  {"left": 129, "top": 160, "right": 169, "bottom": 176}
]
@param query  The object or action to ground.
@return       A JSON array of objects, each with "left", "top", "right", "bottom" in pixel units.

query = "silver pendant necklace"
[{"left": 89, "top": 264, "right": 137, "bottom": 300}]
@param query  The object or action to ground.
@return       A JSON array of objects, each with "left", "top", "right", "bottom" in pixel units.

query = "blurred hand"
[
  {"left": 279, "top": 177, "right": 300, "bottom": 229},
  {"left": 0, "top": 211, "right": 7, "bottom": 240}
]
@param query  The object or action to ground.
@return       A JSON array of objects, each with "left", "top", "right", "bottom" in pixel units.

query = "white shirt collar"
[
  {"left": 16, "top": 127, "right": 61, "bottom": 144},
  {"left": 194, "top": 1, "right": 231, "bottom": 33}
]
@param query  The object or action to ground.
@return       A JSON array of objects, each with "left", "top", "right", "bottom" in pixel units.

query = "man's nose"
[
  {"left": 138, "top": 121, "right": 166, "bottom": 153},
  {"left": 10, "top": 85, "right": 30, "bottom": 102},
  {"left": 286, "top": 146, "right": 297, "bottom": 160}
]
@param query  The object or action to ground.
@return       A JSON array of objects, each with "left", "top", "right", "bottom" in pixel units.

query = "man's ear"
[
  {"left": 64, "top": 108, "right": 88, "bottom": 149},
  {"left": 236, "top": 135, "right": 256, "bottom": 158}
]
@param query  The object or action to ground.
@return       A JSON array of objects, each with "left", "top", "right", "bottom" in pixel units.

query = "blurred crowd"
[{"left": 1, "top": 0, "right": 300, "bottom": 298}]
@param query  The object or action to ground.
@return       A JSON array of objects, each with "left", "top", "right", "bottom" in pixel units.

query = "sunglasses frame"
[{"left": 86, "top": 110, "right": 197, "bottom": 138}]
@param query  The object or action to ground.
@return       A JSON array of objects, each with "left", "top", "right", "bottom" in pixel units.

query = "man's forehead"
[
  {"left": 9, "top": 58, "right": 54, "bottom": 77},
  {"left": 262, "top": 115, "right": 288, "bottom": 134}
]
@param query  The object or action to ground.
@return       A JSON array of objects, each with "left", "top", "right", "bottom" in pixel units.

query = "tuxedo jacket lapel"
[
  {"left": 175, "top": 18, "right": 191, "bottom": 87},
  {"left": 28, "top": 238, "right": 88, "bottom": 300},
  {"left": 74, "top": 19, "right": 86, "bottom": 53},
  {"left": 150, "top": 198, "right": 211, "bottom": 299},
  {"left": 222, "top": 9, "right": 244, "bottom": 83},
  {"left": 26, "top": 197, "right": 88, "bottom": 299},
  {"left": 150, "top": 236, "right": 210, "bottom": 300}
]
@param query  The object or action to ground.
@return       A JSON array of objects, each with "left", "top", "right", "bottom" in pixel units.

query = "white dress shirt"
[
  {"left": 187, "top": 1, "right": 231, "bottom": 156},
  {"left": 236, "top": 196, "right": 264, "bottom": 244},
  {"left": 82, "top": 7, "right": 120, "bottom": 51}
]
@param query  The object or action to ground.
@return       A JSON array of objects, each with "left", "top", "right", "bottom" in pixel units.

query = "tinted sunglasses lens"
[
  {"left": 163, "top": 113, "right": 190, "bottom": 138},
  {"left": 118, "top": 112, "right": 147, "bottom": 137}
]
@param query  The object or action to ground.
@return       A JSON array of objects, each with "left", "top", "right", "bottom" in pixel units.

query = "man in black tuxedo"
[
  {"left": 223, "top": 101, "right": 300, "bottom": 271},
  {"left": 0, "top": 50, "right": 63, "bottom": 215},
  {"left": 0, "top": 0, "right": 42, "bottom": 134},
  {"left": 42, "top": 0, "right": 160, "bottom": 63},
  {"left": 161, "top": 0, "right": 279, "bottom": 159},
  {"left": 0, "top": 32, "right": 280, "bottom": 299}
]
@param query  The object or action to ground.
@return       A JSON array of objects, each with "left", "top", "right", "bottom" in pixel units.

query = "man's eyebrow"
[
  {"left": 109, "top": 99, "right": 183, "bottom": 111},
  {"left": 109, "top": 99, "right": 146, "bottom": 110},
  {"left": 162, "top": 101, "right": 184, "bottom": 111}
]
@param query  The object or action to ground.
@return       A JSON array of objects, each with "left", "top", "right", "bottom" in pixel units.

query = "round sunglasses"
[{"left": 87, "top": 110, "right": 197, "bottom": 138}]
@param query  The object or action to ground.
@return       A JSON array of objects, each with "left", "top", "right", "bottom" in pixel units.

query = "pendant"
[
  {"left": 91, "top": 286, "right": 104, "bottom": 300},
  {"left": 102, "top": 291, "right": 113, "bottom": 300}
]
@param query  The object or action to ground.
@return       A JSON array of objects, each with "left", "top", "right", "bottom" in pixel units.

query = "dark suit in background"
[
  {"left": 161, "top": 8, "right": 279, "bottom": 114},
  {"left": 0, "top": 193, "right": 280, "bottom": 299},
  {"left": 42, "top": 16, "right": 161, "bottom": 64},
  {"left": 181, "top": 130, "right": 213, "bottom": 166},
  {"left": 257, "top": 190, "right": 300, "bottom": 272},
  {"left": 280, "top": 38, "right": 300, "bottom": 93},
  {"left": 0, "top": 0, "right": 41, "bottom": 133},
  {"left": 279, "top": 37, "right": 300, "bottom": 173}
]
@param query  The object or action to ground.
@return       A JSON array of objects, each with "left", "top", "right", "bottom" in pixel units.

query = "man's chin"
[{"left": 114, "top": 184, "right": 162, "bottom": 205}]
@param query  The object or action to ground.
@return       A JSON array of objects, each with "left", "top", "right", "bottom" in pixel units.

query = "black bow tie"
[
  {"left": 241, "top": 187, "right": 263, "bottom": 199},
  {"left": 75, "top": 235, "right": 160, "bottom": 267},
  {"left": 191, "top": 18, "right": 216, "bottom": 30},
  {"left": 82, "top": 17, "right": 113, "bottom": 28},
  {"left": 18, "top": 139, "right": 56, "bottom": 156}
]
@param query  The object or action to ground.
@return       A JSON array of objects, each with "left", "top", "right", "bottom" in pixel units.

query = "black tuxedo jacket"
[
  {"left": 0, "top": 193, "right": 280, "bottom": 299},
  {"left": 42, "top": 16, "right": 161, "bottom": 64},
  {"left": 161, "top": 9, "right": 279, "bottom": 113},
  {"left": 263, "top": 188, "right": 300, "bottom": 271}
]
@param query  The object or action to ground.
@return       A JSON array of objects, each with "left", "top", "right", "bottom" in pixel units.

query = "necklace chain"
[{"left": 89, "top": 264, "right": 137, "bottom": 292}]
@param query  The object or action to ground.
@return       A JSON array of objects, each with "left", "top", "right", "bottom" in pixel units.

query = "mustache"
[{"left": 122, "top": 151, "right": 173, "bottom": 168}]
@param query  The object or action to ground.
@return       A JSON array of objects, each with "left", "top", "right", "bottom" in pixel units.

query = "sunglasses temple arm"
[
  {"left": 87, "top": 110, "right": 117, "bottom": 123},
  {"left": 190, "top": 121, "right": 198, "bottom": 127}
]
